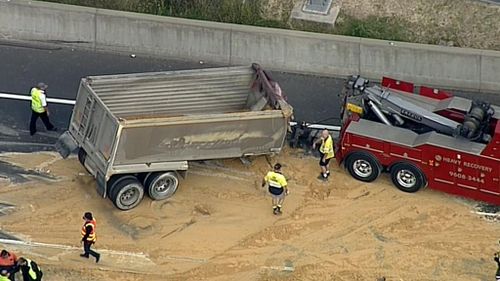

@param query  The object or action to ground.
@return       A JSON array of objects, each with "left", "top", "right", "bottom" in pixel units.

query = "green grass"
[
  {"left": 41, "top": 0, "right": 136, "bottom": 11},
  {"left": 160, "top": 0, "right": 286, "bottom": 28},
  {"left": 289, "top": 11, "right": 411, "bottom": 42},
  {"left": 335, "top": 14, "right": 411, "bottom": 42}
]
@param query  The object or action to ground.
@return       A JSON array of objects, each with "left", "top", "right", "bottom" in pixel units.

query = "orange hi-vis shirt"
[{"left": 81, "top": 219, "right": 97, "bottom": 242}]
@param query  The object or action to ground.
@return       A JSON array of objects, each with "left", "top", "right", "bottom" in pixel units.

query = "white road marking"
[
  {"left": 0, "top": 238, "right": 151, "bottom": 260},
  {"left": 0, "top": 92, "right": 76, "bottom": 105}
]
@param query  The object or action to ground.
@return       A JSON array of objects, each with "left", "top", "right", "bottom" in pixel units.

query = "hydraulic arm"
[{"left": 345, "top": 76, "right": 495, "bottom": 143}]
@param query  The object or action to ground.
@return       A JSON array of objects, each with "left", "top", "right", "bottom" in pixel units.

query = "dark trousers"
[
  {"left": 83, "top": 241, "right": 100, "bottom": 259},
  {"left": 29, "top": 110, "right": 54, "bottom": 135},
  {"left": 0, "top": 265, "right": 17, "bottom": 281},
  {"left": 21, "top": 269, "right": 41, "bottom": 281}
]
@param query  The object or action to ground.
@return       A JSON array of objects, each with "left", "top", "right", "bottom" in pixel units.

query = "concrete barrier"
[
  {"left": 359, "top": 38, "right": 483, "bottom": 90},
  {"left": 0, "top": 1, "right": 95, "bottom": 49},
  {"left": 0, "top": 0, "right": 499, "bottom": 93},
  {"left": 480, "top": 50, "right": 500, "bottom": 93},
  {"left": 95, "top": 9, "right": 232, "bottom": 64},
  {"left": 229, "top": 27, "right": 361, "bottom": 76}
]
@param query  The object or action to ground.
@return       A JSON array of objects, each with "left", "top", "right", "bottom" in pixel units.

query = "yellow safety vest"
[
  {"left": 30, "top": 88, "right": 45, "bottom": 113},
  {"left": 24, "top": 259, "right": 38, "bottom": 280},
  {"left": 320, "top": 135, "right": 335, "bottom": 159},
  {"left": 264, "top": 171, "right": 287, "bottom": 188}
]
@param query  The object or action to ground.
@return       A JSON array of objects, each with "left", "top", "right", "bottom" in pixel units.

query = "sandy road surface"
[{"left": 0, "top": 150, "right": 498, "bottom": 280}]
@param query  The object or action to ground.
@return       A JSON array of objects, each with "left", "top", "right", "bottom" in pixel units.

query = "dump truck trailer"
[{"left": 56, "top": 64, "right": 293, "bottom": 210}]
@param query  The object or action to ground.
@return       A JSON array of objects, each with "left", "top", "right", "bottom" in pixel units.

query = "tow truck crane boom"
[{"left": 346, "top": 76, "right": 495, "bottom": 143}]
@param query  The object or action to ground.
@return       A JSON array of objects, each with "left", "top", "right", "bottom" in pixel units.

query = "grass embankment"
[{"left": 41, "top": 0, "right": 411, "bottom": 42}]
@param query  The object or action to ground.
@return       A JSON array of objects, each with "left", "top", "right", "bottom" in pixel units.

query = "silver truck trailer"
[{"left": 56, "top": 64, "right": 293, "bottom": 210}]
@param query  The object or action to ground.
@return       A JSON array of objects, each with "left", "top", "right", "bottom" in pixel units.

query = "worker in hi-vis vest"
[
  {"left": 16, "top": 258, "right": 42, "bottom": 281},
  {"left": 0, "top": 270, "right": 10, "bottom": 281},
  {"left": 262, "top": 163, "right": 289, "bottom": 215},
  {"left": 0, "top": 250, "right": 17, "bottom": 281},
  {"left": 313, "top": 130, "right": 335, "bottom": 180},
  {"left": 80, "top": 212, "right": 100, "bottom": 263},
  {"left": 29, "top": 82, "right": 56, "bottom": 136}
]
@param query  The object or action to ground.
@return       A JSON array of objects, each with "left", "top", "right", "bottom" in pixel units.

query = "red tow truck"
[{"left": 336, "top": 76, "right": 500, "bottom": 205}]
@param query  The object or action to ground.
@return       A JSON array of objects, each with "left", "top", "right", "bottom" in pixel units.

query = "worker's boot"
[
  {"left": 318, "top": 173, "right": 328, "bottom": 180},
  {"left": 96, "top": 253, "right": 101, "bottom": 263},
  {"left": 276, "top": 205, "right": 282, "bottom": 215},
  {"left": 80, "top": 253, "right": 89, "bottom": 258},
  {"left": 272, "top": 206, "right": 279, "bottom": 215}
]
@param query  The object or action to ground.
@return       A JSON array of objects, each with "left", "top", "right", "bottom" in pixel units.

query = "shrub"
[{"left": 336, "top": 15, "right": 410, "bottom": 42}]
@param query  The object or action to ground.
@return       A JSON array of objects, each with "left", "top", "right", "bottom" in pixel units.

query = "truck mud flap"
[
  {"left": 55, "top": 131, "right": 78, "bottom": 159},
  {"left": 95, "top": 172, "right": 107, "bottom": 198}
]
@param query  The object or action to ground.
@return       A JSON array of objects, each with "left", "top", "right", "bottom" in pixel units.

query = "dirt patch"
[
  {"left": 262, "top": 0, "right": 500, "bottom": 50},
  {"left": 0, "top": 150, "right": 498, "bottom": 280},
  {"left": 339, "top": 0, "right": 500, "bottom": 49},
  {"left": 261, "top": 0, "right": 295, "bottom": 21}
]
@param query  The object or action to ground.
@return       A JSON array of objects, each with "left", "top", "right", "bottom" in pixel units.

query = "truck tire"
[
  {"left": 109, "top": 177, "right": 144, "bottom": 210},
  {"left": 107, "top": 175, "right": 136, "bottom": 198},
  {"left": 345, "top": 152, "right": 381, "bottom": 182},
  {"left": 144, "top": 172, "right": 179, "bottom": 200},
  {"left": 390, "top": 163, "right": 425, "bottom": 193},
  {"left": 78, "top": 148, "right": 87, "bottom": 166}
]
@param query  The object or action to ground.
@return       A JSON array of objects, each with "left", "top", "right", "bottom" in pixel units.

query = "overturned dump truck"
[{"left": 56, "top": 64, "right": 293, "bottom": 210}]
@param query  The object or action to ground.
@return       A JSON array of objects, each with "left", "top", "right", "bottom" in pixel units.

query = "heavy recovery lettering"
[{"left": 441, "top": 157, "right": 493, "bottom": 173}]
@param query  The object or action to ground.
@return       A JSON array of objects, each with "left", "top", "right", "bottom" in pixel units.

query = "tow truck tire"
[
  {"left": 144, "top": 171, "right": 179, "bottom": 200},
  {"left": 109, "top": 177, "right": 144, "bottom": 210},
  {"left": 345, "top": 152, "right": 381, "bottom": 182},
  {"left": 390, "top": 163, "right": 425, "bottom": 193}
]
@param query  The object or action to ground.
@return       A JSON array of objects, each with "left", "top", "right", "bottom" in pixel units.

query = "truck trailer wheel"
[
  {"left": 144, "top": 171, "right": 179, "bottom": 200},
  {"left": 107, "top": 175, "right": 136, "bottom": 198},
  {"left": 345, "top": 152, "right": 381, "bottom": 182},
  {"left": 109, "top": 177, "right": 144, "bottom": 210},
  {"left": 390, "top": 163, "right": 425, "bottom": 193}
]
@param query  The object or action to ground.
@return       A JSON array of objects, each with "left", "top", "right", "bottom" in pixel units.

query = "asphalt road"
[
  {"left": 0, "top": 40, "right": 498, "bottom": 153},
  {"left": 0, "top": 41, "right": 343, "bottom": 152}
]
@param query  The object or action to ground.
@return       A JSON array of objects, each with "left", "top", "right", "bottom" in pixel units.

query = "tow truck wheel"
[
  {"left": 145, "top": 171, "right": 179, "bottom": 200},
  {"left": 345, "top": 152, "right": 381, "bottom": 182},
  {"left": 390, "top": 163, "right": 425, "bottom": 193},
  {"left": 109, "top": 177, "right": 144, "bottom": 210}
]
